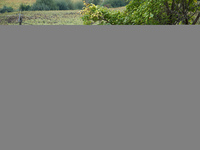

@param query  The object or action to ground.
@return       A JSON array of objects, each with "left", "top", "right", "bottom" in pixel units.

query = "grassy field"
[
  {"left": 0, "top": 0, "right": 88, "bottom": 25},
  {"left": 0, "top": 7, "right": 126, "bottom": 25},
  {"left": 0, "top": 10, "right": 83, "bottom": 25}
]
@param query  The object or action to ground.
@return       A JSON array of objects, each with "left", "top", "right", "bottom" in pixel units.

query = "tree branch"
[
  {"left": 164, "top": 0, "right": 170, "bottom": 16},
  {"left": 171, "top": 0, "right": 175, "bottom": 11},
  {"left": 192, "top": 12, "right": 200, "bottom": 25}
]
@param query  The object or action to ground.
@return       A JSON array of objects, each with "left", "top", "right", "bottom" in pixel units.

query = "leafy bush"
[
  {"left": 103, "top": 4, "right": 112, "bottom": 8},
  {"left": 81, "top": 3, "right": 124, "bottom": 25},
  {"left": 19, "top": 3, "right": 31, "bottom": 11},
  {"left": 81, "top": 0, "right": 200, "bottom": 25},
  {"left": 56, "top": 1, "right": 70, "bottom": 10},
  {"left": 88, "top": 0, "right": 101, "bottom": 5},
  {"left": 101, "top": 0, "right": 128, "bottom": 8},
  {"left": 73, "top": 1, "right": 84, "bottom": 10},
  {"left": 65, "top": 0, "right": 75, "bottom": 10},
  {"left": 27, "top": 0, "right": 83, "bottom": 11},
  {"left": 31, "top": 0, "right": 58, "bottom": 11},
  {"left": 31, "top": 3, "right": 51, "bottom": 11},
  {"left": 0, "top": 6, "right": 14, "bottom": 13},
  {"left": 38, "top": 0, "right": 58, "bottom": 10}
]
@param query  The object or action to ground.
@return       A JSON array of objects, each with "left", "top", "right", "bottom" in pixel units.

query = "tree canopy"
[{"left": 81, "top": 0, "right": 200, "bottom": 25}]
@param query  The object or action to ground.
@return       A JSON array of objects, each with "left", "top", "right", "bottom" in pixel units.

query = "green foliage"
[
  {"left": 30, "top": 0, "right": 83, "bottom": 11},
  {"left": 55, "top": 0, "right": 81, "bottom": 10},
  {"left": 55, "top": 0, "right": 74, "bottom": 10},
  {"left": 55, "top": 1, "right": 69, "bottom": 10},
  {"left": 38, "top": 0, "right": 58, "bottom": 10},
  {"left": 19, "top": 3, "right": 31, "bottom": 11},
  {"left": 81, "top": 3, "right": 125, "bottom": 25},
  {"left": 73, "top": 1, "right": 84, "bottom": 10},
  {"left": 31, "top": 0, "right": 59, "bottom": 11},
  {"left": 81, "top": 0, "right": 200, "bottom": 25},
  {"left": 31, "top": 3, "right": 51, "bottom": 11},
  {"left": 124, "top": 0, "right": 168, "bottom": 25},
  {"left": 0, "top": 6, "right": 14, "bottom": 13},
  {"left": 101, "top": 0, "right": 128, "bottom": 8},
  {"left": 164, "top": 0, "right": 200, "bottom": 24},
  {"left": 88, "top": 0, "right": 101, "bottom": 5},
  {"left": 64, "top": 0, "right": 75, "bottom": 10}
]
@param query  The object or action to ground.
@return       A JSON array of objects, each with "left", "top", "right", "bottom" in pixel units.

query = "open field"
[
  {"left": 0, "top": 10, "right": 83, "bottom": 25},
  {"left": 0, "top": 7, "right": 126, "bottom": 25}
]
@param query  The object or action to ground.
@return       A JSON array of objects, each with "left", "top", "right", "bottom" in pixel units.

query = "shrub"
[
  {"left": 38, "top": 0, "right": 58, "bottom": 10},
  {"left": 19, "top": 3, "right": 31, "bottom": 11},
  {"left": 0, "top": 6, "right": 14, "bottom": 13},
  {"left": 81, "top": 3, "right": 124, "bottom": 25},
  {"left": 56, "top": 1, "right": 70, "bottom": 10},
  {"left": 88, "top": 0, "right": 101, "bottom": 5},
  {"left": 31, "top": 3, "right": 51, "bottom": 11},
  {"left": 103, "top": 4, "right": 112, "bottom": 8},
  {"left": 81, "top": 0, "right": 200, "bottom": 25},
  {"left": 101, "top": 0, "right": 128, "bottom": 8},
  {"left": 73, "top": 1, "right": 84, "bottom": 10},
  {"left": 31, "top": 0, "right": 58, "bottom": 11},
  {"left": 55, "top": 0, "right": 74, "bottom": 10},
  {"left": 65, "top": 0, "right": 75, "bottom": 10}
]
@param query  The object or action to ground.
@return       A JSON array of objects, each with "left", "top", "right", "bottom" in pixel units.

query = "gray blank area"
[{"left": 0, "top": 26, "right": 199, "bottom": 150}]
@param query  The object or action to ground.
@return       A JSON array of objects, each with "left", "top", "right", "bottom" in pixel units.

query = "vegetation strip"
[{"left": 1, "top": 0, "right": 200, "bottom": 25}]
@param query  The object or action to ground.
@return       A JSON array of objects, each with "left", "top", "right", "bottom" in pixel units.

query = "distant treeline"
[
  {"left": 0, "top": 0, "right": 130, "bottom": 13},
  {"left": 19, "top": 0, "right": 84, "bottom": 11}
]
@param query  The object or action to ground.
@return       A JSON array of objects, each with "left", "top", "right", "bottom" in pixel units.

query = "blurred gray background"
[{"left": 0, "top": 26, "right": 199, "bottom": 150}]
